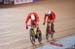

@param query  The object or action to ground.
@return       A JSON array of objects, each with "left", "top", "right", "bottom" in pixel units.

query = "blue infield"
[{"left": 36, "top": 36, "right": 75, "bottom": 49}]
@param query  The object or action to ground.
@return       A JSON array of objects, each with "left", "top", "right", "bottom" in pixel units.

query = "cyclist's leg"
[
  {"left": 30, "top": 28, "right": 35, "bottom": 45},
  {"left": 31, "top": 25, "right": 38, "bottom": 45},
  {"left": 50, "top": 20, "right": 55, "bottom": 41},
  {"left": 38, "top": 30, "right": 42, "bottom": 44},
  {"left": 51, "top": 20, "right": 55, "bottom": 32},
  {"left": 50, "top": 33, "right": 55, "bottom": 41},
  {"left": 51, "top": 33, "right": 54, "bottom": 39},
  {"left": 33, "top": 25, "right": 42, "bottom": 44},
  {"left": 46, "top": 20, "right": 51, "bottom": 41},
  {"left": 31, "top": 36, "right": 35, "bottom": 44},
  {"left": 46, "top": 27, "right": 49, "bottom": 41}
]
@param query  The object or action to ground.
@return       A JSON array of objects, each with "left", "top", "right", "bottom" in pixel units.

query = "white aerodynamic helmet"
[
  {"left": 46, "top": 10, "right": 51, "bottom": 15},
  {"left": 31, "top": 14, "right": 35, "bottom": 20}
]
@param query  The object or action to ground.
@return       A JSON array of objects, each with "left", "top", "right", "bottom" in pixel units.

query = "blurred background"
[{"left": 0, "top": 0, "right": 75, "bottom": 49}]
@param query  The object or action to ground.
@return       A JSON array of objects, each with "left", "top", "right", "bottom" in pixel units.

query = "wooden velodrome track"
[{"left": 0, "top": 0, "right": 75, "bottom": 49}]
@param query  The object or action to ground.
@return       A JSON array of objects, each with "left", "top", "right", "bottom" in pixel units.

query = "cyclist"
[
  {"left": 25, "top": 12, "right": 42, "bottom": 45},
  {"left": 43, "top": 10, "right": 56, "bottom": 41}
]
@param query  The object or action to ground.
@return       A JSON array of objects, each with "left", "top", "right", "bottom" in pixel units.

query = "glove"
[
  {"left": 26, "top": 25, "right": 28, "bottom": 29},
  {"left": 43, "top": 22, "right": 45, "bottom": 25}
]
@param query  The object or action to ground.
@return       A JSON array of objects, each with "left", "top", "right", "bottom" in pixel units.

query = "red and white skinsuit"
[
  {"left": 43, "top": 11, "right": 56, "bottom": 33},
  {"left": 25, "top": 12, "right": 40, "bottom": 30},
  {"left": 44, "top": 11, "right": 56, "bottom": 23},
  {"left": 25, "top": 12, "right": 39, "bottom": 26}
]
